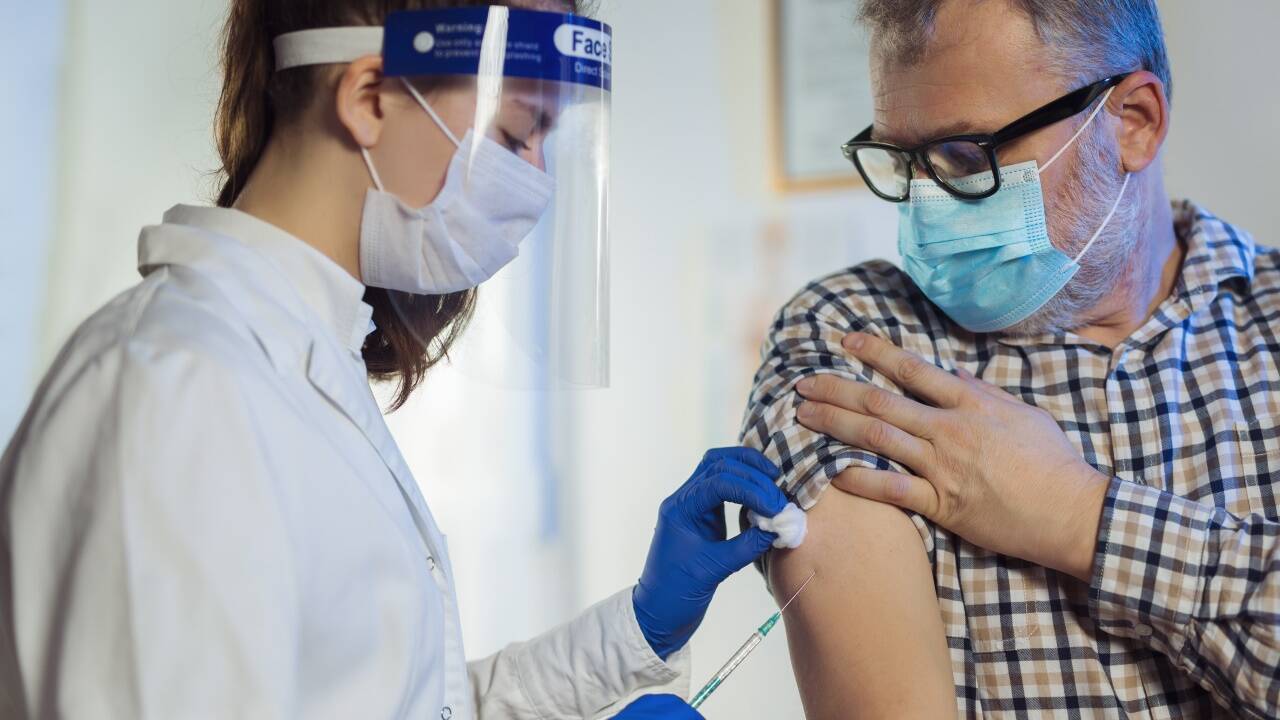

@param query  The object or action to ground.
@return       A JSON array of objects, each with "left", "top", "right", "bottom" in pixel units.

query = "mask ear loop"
[
  {"left": 1034, "top": 84, "right": 1131, "bottom": 265},
  {"left": 361, "top": 148, "right": 386, "bottom": 192},
  {"left": 1071, "top": 172, "right": 1131, "bottom": 264},
  {"left": 360, "top": 76, "right": 463, "bottom": 193},
  {"left": 400, "top": 77, "right": 462, "bottom": 147},
  {"left": 1040, "top": 86, "right": 1117, "bottom": 174}
]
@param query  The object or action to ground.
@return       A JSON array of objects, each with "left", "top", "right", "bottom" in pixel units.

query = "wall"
[
  {"left": 1162, "top": 1, "right": 1280, "bottom": 239},
  {"left": 0, "top": 2, "right": 66, "bottom": 440},
  {"left": 38, "top": 0, "right": 228, "bottom": 368}
]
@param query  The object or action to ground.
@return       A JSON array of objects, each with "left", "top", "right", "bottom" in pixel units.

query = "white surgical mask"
[{"left": 359, "top": 78, "right": 556, "bottom": 294}]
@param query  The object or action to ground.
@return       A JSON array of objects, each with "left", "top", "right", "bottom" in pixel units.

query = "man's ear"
[
  {"left": 334, "top": 55, "right": 386, "bottom": 149},
  {"left": 1108, "top": 70, "right": 1169, "bottom": 174}
]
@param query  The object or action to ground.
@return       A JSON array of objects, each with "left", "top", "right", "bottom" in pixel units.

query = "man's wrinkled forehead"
[{"left": 867, "top": 0, "right": 1066, "bottom": 146}]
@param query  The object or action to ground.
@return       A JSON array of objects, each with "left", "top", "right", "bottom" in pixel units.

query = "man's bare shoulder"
[{"left": 768, "top": 478, "right": 956, "bottom": 719}]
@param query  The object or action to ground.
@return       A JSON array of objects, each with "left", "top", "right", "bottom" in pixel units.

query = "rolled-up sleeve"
[
  {"left": 1089, "top": 477, "right": 1280, "bottom": 719},
  {"left": 738, "top": 278, "right": 913, "bottom": 510}
]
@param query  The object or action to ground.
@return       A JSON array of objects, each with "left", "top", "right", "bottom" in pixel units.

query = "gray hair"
[{"left": 858, "top": 0, "right": 1172, "bottom": 103}]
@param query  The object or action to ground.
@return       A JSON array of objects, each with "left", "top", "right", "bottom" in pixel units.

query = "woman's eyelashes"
[{"left": 499, "top": 129, "right": 532, "bottom": 154}]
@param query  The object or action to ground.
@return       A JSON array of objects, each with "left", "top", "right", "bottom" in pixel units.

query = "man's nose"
[{"left": 910, "top": 157, "right": 931, "bottom": 181}]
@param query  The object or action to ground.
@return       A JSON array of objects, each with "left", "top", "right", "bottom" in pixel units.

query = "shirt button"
[
  {"left": 426, "top": 556, "right": 437, "bottom": 570},
  {"left": 1135, "top": 623, "right": 1153, "bottom": 638},
  {"left": 441, "top": 707, "right": 452, "bottom": 720}
]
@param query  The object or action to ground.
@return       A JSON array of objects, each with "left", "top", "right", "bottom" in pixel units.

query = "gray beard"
[{"left": 1000, "top": 123, "right": 1141, "bottom": 337}]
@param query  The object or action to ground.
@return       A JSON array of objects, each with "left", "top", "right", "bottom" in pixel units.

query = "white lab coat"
[{"left": 0, "top": 206, "right": 689, "bottom": 720}]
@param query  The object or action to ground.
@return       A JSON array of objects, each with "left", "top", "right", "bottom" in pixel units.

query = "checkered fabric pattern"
[{"left": 740, "top": 201, "right": 1280, "bottom": 718}]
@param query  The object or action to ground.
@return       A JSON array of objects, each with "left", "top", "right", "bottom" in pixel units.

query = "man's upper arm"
[
  {"left": 740, "top": 269, "right": 955, "bottom": 716},
  {"left": 769, "top": 490, "right": 956, "bottom": 719}
]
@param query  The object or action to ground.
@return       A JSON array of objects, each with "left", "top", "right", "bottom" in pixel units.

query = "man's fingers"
[
  {"left": 956, "top": 368, "right": 1017, "bottom": 401},
  {"left": 797, "top": 401, "right": 931, "bottom": 471},
  {"left": 831, "top": 466, "right": 939, "bottom": 518},
  {"left": 842, "top": 332, "right": 967, "bottom": 408},
  {"left": 796, "top": 373, "right": 939, "bottom": 438}
]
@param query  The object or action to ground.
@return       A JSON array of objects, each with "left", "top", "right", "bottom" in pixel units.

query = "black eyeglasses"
[{"left": 841, "top": 73, "right": 1132, "bottom": 202}]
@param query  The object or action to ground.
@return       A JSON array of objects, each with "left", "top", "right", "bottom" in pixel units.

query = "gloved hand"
[
  {"left": 633, "top": 447, "right": 787, "bottom": 660},
  {"left": 612, "top": 694, "right": 704, "bottom": 719}
]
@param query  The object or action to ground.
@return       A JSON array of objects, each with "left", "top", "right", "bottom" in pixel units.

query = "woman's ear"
[
  {"left": 1109, "top": 70, "right": 1170, "bottom": 175},
  {"left": 335, "top": 55, "right": 386, "bottom": 149}
]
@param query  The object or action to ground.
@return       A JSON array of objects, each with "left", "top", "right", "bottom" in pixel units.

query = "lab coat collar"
[
  {"left": 147, "top": 205, "right": 374, "bottom": 358},
  {"left": 138, "top": 206, "right": 444, "bottom": 563}
]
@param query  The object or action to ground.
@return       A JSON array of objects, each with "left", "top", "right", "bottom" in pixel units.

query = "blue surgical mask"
[{"left": 897, "top": 90, "right": 1130, "bottom": 333}]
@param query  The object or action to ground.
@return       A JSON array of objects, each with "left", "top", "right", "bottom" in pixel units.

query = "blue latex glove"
[
  {"left": 633, "top": 447, "right": 787, "bottom": 660},
  {"left": 612, "top": 694, "right": 704, "bottom": 719}
]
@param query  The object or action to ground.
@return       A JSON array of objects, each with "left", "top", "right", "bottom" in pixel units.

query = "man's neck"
[{"left": 1074, "top": 192, "right": 1182, "bottom": 349}]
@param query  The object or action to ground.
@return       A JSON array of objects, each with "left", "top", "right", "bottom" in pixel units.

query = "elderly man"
[{"left": 741, "top": 1, "right": 1279, "bottom": 718}]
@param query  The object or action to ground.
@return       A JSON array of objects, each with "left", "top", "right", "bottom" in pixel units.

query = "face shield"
[{"left": 274, "top": 7, "right": 612, "bottom": 389}]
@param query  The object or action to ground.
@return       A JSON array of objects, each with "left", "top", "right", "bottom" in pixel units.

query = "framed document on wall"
[{"left": 771, "top": 0, "right": 874, "bottom": 192}]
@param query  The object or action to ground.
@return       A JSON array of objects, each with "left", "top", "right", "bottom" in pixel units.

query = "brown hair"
[{"left": 214, "top": 0, "right": 579, "bottom": 410}]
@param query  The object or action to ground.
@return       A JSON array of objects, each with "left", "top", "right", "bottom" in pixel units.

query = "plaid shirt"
[{"left": 740, "top": 201, "right": 1280, "bottom": 718}]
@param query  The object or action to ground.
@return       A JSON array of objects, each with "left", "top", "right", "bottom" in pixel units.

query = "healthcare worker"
[{"left": 0, "top": 2, "right": 793, "bottom": 719}]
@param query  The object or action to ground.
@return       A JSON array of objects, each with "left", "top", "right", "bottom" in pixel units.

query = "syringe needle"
[
  {"left": 778, "top": 570, "right": 816, "bottom": 615},
  {"left": 688, "top": 571, "right": 819, "bottom": 710}
]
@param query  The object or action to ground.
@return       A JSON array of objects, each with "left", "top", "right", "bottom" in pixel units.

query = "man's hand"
[{"left": 794, "top": 332, "right": 1111, "bottom": 580}]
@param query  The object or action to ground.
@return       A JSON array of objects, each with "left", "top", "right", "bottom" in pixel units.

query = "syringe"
[{"left": 688, "top": 571, "right": 816, "bottom": 710}]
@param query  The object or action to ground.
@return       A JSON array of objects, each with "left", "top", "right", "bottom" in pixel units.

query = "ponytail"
[{"left": 215, "top": 0, "right": 274, "bottom": 209}]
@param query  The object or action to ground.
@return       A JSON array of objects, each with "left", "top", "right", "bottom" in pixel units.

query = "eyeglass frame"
[{"left": 841, "top": 72, "right": 1133, "bottom": 202}]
